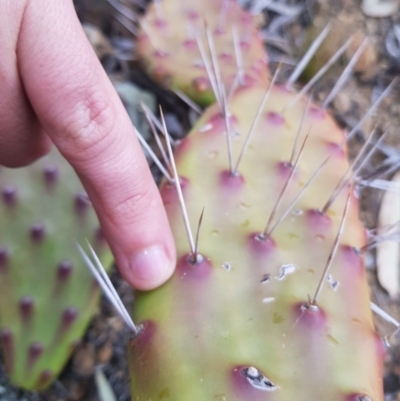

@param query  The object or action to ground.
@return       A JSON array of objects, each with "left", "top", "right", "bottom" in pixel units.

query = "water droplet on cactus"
[
  {"left": 241, "top": 366, "right": 278, "bottom": 391},
  {"left": 2, "top": 185, "right": 17, "bottom": 206}
]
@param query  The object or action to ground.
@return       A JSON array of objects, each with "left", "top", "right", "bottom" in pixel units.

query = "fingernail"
[{"left": 130, "top": 246, "right": 173, "bottom": 286}]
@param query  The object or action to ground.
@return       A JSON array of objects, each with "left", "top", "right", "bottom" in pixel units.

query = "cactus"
[
  {"left": 136, "top": 0, "right": 269, "bottom": 106},
  {"left": 128, "top": 85, "right": 383, "bottom": 401},
  {"left": 126, "top": 1, "right": 385, "bottom": 400},
  {"left": 0, "top": 148, "right": 112, "bottom": 390},
  {"left": 0, "top": 0, "right": 386, "bottom": 398}
]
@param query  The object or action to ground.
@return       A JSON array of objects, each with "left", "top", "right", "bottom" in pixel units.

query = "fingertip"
[{"left": 121, "top": 245, "right": 176, "bottom": 290}]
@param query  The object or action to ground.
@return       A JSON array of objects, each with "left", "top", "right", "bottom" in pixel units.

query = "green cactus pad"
[
  {"left": 0, "top": 148, "right": 112, "bottom": 390},
  {"left": 136, "top": 0, "right": 269, "bottom": 107},
  {"left": 129, "top": 85, "right": 383, "bottom": 401}
]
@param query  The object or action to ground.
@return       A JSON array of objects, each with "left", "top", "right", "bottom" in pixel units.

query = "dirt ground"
[{"left": 1, "top": 0, "right": 400, "bottom": 400}]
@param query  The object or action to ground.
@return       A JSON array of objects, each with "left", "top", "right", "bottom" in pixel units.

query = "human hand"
[{"left": 0, "top": 0, "right": 176, "bottom": 290}]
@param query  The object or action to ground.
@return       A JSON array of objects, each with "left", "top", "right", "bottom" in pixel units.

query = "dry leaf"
[{"left": 377, "top": 171, "right": 400, "bottom": 299}]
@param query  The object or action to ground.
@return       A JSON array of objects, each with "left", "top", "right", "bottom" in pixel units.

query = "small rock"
[
  {"left": 108, "top": 316, "right": 125, "bottom": 332},
  {"left": 346, "top": 31, "right": 377, "bottom": 79},
  {"left": 72, "top": 344, "right": 96, "bottom": 377},
  {"left": 333, "top": 91, "right": 351, "bottom": 114},
  {"left": 68, "top": 382, "right": 86, "bottom": 401},
  {"left": 97, "top": 341, "right": 113, "bottom": 364}
]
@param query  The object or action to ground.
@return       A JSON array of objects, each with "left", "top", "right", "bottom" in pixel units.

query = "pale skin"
[{"left": 0, "top": 0, "right": 177, "bottom": 290}]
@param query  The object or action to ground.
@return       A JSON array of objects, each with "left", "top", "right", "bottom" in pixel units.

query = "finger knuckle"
[
  {"left": 105, "top": 183, "right": 154, "bottom": 227},
  {"left": 59, "top": 89, "right": 117, "bottom": 159}
]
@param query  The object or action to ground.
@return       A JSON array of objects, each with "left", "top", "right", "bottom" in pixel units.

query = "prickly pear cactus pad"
[
  {"left": 0, "top": 148, "right": 112, "bottom": 391},
  {"left": 136, "top": 0, "right": 269, "bottom": 106},
  {"left": 129, "top": 85, "right": 383, "bottom": 400}
]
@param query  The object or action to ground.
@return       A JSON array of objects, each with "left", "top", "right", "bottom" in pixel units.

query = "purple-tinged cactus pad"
[
  {"left": 136, "top": 0, "right": 269, "bottom": 106},
  {"left": 129, "top": 86, "right": 383, "bottom": 400},
  {"left": 0, "top": 148, "right": 112, "bottom": 390}
]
